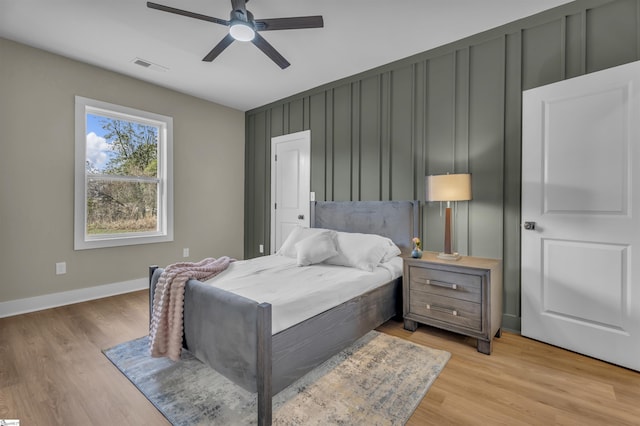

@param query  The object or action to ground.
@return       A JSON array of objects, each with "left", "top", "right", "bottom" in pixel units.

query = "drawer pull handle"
[
  {"left": 426, "top": 304, "right": 459, "bottom": 317},
  {"left": 423, "top": 278, "right": 459, "bottom": 291}
]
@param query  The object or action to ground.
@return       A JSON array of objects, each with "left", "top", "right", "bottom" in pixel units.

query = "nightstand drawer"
[
  {"left": 409, "top": 266, "right": 481, "bottom": 303},
  {"left": 409, "top": 290, "right": 482, "bottom": 331}
]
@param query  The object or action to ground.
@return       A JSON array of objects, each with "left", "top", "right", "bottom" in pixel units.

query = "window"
[{"left": 74, "top": 96, "right": 173, "bottom": 250}]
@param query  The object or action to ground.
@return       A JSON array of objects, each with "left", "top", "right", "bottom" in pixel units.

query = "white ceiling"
[{"left": 0, "top": 0, "right": 572, "bottom": 111}]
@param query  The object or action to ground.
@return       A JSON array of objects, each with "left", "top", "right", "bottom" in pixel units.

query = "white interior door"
[
  {"left": 521, "top": 60, "right": 640, "bottom": 372},
  {"left": 270, "top": 130, "right": 311, "bottom": 254}
]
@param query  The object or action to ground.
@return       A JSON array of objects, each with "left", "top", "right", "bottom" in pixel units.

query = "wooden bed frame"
[{"left": 149, "top": 200, "right": 419, "bottom": 425}]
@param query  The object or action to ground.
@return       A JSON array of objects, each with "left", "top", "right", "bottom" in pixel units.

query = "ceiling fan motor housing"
[{"left": 230, "top": 8, "right": 253, "bottom": 25}]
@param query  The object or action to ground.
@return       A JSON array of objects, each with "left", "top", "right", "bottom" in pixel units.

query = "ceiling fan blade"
[
  {"left": 252, "top": 33, "right": 290, "bottom": 69},
  {"left": 203, "top": 34, "right": 235, "bottom": 62},
  {"left": 255, "top": 16, "right": 324, "bottom": 31},
  {"left": 147, "top": 2, "right": 229, "bottom": 26}
]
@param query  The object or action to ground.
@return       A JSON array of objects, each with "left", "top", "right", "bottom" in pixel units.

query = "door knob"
[
  {"left": 298, "top": 214, "right": 305, "bottom": 220},
  {"left": 523, "top": 221, "right": 536, "bottom": 230}
]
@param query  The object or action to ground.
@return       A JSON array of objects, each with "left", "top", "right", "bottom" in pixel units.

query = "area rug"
[{"left": 103, "top": 330, "right": 450, "bottom": 425}]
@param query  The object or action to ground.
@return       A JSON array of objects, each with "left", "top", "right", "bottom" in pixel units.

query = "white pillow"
[
  {"left": 295, "top": 232, "right": 339, "bottom": 266},
  {"left": 324, "top": 231, "right": 395, "bottom": 272},
  {"left": 277, "top": 226, "right": 331, "bottom": 258},
  {"left": 381, "top": 239, "right": 402, "bottom": 263}
]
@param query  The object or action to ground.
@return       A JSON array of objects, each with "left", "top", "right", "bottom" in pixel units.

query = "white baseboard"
[{"left": 0, "top": 278, "right": 148, "bottom": 318}]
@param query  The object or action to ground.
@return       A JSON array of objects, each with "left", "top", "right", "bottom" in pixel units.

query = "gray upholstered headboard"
[{"left": 310, "top": 200, "right": 420, "bottom": 251}]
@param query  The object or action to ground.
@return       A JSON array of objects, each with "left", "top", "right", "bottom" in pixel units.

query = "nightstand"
[{"left": 403, "top": 252, "right": 503, "bottom": 354}]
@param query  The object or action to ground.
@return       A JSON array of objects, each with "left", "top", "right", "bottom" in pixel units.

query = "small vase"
[{"left": 411, "top": 247, "right": 423, "bottom": 258}]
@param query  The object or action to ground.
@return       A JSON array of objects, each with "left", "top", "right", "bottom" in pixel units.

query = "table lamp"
[{"left": 426, "top": 173, "right": 472, "bottom": 260}]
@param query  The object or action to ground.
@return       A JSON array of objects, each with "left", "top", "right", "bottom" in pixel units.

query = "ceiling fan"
[{"left": 147, "top": 0, "right": 324, "bottom": 69}]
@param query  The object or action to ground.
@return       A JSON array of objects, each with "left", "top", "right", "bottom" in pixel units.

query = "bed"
[{"left": 149, "top": 200, "right": 419, "bottom": 425}]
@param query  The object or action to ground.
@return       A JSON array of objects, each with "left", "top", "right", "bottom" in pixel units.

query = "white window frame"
[{"left": 74, "top": 96, "right": 173, "bottom": 250}]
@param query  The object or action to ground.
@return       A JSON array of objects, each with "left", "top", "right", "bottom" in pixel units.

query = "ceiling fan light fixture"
[{"left": 229, "top": 22, "right": 255, "bottom": 41}]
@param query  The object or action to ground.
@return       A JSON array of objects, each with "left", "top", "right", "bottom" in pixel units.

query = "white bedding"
[{"left": 202, "top": 255, "right": 403, "bottom": 334}]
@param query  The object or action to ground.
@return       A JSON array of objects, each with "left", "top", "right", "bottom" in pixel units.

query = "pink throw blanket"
[{"left": 149, "top": 256, "right": 234, "bottom": 361}]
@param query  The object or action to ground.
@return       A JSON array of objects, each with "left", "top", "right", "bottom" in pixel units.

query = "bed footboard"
[{"left": 149, "top": 267, "right": 273, "bottom": 425}]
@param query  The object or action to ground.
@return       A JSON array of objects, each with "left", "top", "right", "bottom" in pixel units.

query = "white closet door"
[
  {"left": 521, "top": 60, "right": 640, "bottom": 371},
  {"left": 270, "top": 130, "right": 311, "bottom": 253}
]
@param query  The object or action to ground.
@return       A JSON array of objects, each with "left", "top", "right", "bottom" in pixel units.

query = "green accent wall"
[{"left": 244, "top": 0, "right": 640, "bottom": 332}]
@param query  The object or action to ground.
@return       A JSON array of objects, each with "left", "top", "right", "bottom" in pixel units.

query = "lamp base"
[{"left": 437, "top": 252, "right": 461, "bottom": 261}]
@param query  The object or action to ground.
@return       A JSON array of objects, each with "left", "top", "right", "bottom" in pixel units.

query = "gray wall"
[
  {"left": 0, "top": 38, "right": 245, "bottom": 304},
  {"left": 244, "top": 0, "right": 640, "bottom": 331}
]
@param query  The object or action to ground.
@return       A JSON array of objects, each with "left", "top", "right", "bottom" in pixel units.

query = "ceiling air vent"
[
  {"left": 131, "top": 57, "right": 169, "bottom": 72},
  {"left": 134, "top": 58, "right": 152, "bottom": 68}
]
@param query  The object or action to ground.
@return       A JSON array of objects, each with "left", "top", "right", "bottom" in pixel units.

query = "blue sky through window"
[{"left": 85, "top": 113, "right": 115, "bottom": 173}]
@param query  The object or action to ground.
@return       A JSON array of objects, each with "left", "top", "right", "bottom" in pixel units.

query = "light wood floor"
[{"left": 1, "top": 291, "right": 638, "bottom": 425}]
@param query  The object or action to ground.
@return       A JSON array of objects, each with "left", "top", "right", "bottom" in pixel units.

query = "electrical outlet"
[
  {"left": 183, "top": 248, "right": 189, "bottom": 258},
  {"left": 259, "top": 244, "right": 264, "bottom": 253},
  {"left": 55, "top": 262, "right": 66, "bottom": 275}
]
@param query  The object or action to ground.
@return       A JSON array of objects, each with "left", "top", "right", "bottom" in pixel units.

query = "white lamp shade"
[{"left": 426, "top": 173, "right": 472, "bottom": 202}]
